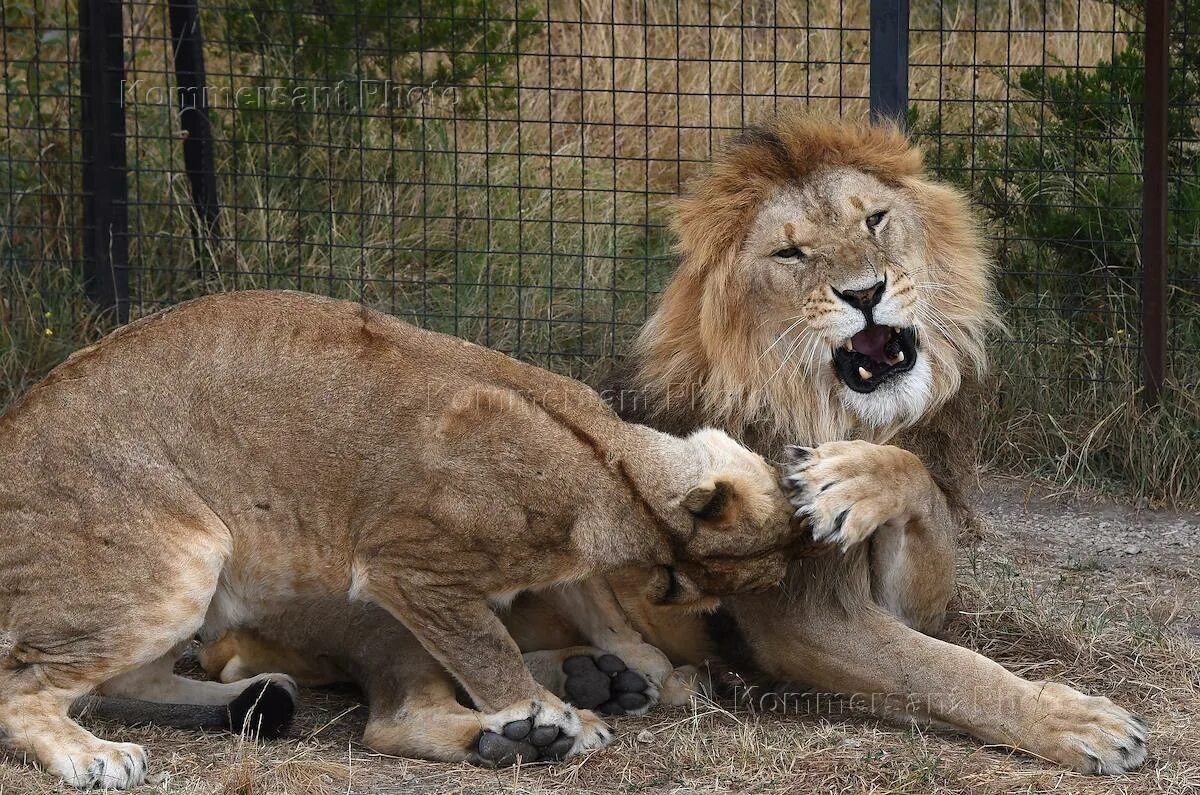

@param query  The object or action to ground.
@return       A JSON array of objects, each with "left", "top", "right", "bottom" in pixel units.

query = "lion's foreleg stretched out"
[{"left": 713, "top": 439, "right": 1147, "bottom": 775}]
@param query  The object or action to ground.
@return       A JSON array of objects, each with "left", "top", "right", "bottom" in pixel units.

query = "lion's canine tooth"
[
  {"left": 858, "top": 366, "right": 872, "bottom": 380},
  {"left": 843, "top": 340, "right": 853, "bottom": 352},
  {"left": 895, "top": 350, "right": 905, "bottom": 362}
]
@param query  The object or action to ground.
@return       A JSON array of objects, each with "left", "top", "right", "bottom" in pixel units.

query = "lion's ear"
[{"left": 683, "top": 479, "right": 737, "bottom": 522}]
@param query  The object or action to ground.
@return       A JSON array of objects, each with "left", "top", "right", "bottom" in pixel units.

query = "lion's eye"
[
  {"left": 772, "top": 246, "right": 806, "bottom": 261},
  {"left": 865, "top": 210, "right": 887, "bottom": 232}
]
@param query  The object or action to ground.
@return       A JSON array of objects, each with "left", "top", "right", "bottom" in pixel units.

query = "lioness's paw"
[
  {"left": 473, "top": 699, "right": 612, "bottom": 766},
  {"left": 50, "top": 740, "right": 148, "bottom": 790},
  {"left": 563, "top": 653, "right": 657, "bottom": 716},
  {"left": 1024, "top": 683, "right": 1148, "bottom": 774},
  {"left": 782, "top": 441, "right": 930, "bottom": 551},
  {"left": 659, "top": 665, "right": 709, "bottom": 706}
]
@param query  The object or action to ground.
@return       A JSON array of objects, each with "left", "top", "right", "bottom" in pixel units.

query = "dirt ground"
[{"left": 2, "top": 477, "right": 1198, "bottom": 795}]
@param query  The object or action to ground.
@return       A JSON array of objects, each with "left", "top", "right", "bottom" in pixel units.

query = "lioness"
[
  {"left": 204, "top": 115, "right": 1148, "bottom": 774},
  {"left": 0, "top": 290, "right": 811, "bottom": 789}
]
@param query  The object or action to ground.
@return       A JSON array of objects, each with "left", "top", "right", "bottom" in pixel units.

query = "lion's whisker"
[
  {"left": 762, "top": 331, "right": 809, "bottom": 389},
  {"left": 758, "top": 317, "right": 807, "bottom": 362}
]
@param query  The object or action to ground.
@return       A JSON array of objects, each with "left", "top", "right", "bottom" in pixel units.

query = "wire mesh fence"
[
  {"left": 2, "top": 0, "right": 1197, "bottom": 494},
  {"left": 107, "top": 0, "right": 877, "bottom": 379}
]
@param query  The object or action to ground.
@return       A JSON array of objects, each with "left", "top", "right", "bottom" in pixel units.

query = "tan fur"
[
  {"left": 606, "top": 114, "right": 1143, "bottom": 774},
  {"left": 0, "top": 291, "right": 809, "bottom": 789}
]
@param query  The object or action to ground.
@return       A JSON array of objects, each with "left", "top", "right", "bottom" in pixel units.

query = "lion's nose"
[{"left": 836, "top": 279, "right": 886, "bottom": 312}]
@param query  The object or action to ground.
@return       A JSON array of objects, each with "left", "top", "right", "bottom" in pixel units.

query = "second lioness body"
[{"left": 0, "top": 290, "right": 801, "bottom": 789}]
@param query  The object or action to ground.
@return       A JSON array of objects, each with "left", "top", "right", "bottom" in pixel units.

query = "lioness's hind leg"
[
  {"left": 0, "top": 613, "right": 203, "bottom": 788},
  {"left": 0, "top": 524, "right": 226, "bottom": 788},
  {"left": 0, "top": 680, "right": 149, "bottom": 790}
]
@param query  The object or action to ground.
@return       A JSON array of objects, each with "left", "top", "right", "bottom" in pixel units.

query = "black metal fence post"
[
  {"left": 169, "top": 0, "right": 221, "bottom": 269},
  {"left": 870, "top": 0, "right": 910, "bottom": 128},
  {"left": 1142, "top": 0, "right": 1169, "bottom": 406},
  {"left": 79, "top": 0, "right": 130, "bottom": 323}
]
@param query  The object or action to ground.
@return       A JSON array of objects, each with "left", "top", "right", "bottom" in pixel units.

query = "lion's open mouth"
[{"left": 832, "top": 325, "right": 917, "bottom": 393}]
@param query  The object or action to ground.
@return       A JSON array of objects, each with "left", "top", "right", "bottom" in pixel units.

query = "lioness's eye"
[
  {"left": 772, "top": 247, "right": 805, "bottom": 261},
  {"left": 865, "top": 210, "right": 887, "bottom": 231}
]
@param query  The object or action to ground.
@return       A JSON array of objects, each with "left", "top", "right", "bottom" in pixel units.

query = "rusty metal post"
[{"left": 1142, "top": 0, "right": 1169, "bottom": 405}]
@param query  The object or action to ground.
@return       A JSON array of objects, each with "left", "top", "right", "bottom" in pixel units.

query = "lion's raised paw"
[{"left": 782, "top": 440, "right": 931, "bottom": 551}]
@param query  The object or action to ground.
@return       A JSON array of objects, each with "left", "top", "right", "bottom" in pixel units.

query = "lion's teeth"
[
  {"left": 858, "top": 366, "right": 873, "bottom": 380},
  {"left": 843, "top": 340, "right": 853, "bottom": 352},
  {"left": 895, "top": 350, "right": 905, "bottom": 362}
]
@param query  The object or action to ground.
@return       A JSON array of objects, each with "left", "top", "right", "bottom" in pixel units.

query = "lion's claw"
[{"left": 781, "top": 440, "right": 931, "bottom": 551}]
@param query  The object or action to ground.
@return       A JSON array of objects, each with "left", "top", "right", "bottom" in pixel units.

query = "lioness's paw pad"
[
  {"left": 562, "top": 654, "right": 653, "bottom": 715},
  {"left": 476, "top": 719, "right": 575, "bottom": 765},
  {"left": 52, "top": 741, "right": 148, "bottom": 790},
  {"left": 473, "top": 700, "right": 612, "bottom": 767}
]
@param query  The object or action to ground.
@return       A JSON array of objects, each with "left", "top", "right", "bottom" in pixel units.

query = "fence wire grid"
[{"left": 2, "top": 0, "right": 1197, "bottom": 417}]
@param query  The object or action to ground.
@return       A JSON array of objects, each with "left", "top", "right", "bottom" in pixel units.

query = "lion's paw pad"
[
  {"left": 563, "top": 654, "right": 650, "bottom": 715},
  {"left": 476, "top": 719, "right": 575, "bottom": 765}
]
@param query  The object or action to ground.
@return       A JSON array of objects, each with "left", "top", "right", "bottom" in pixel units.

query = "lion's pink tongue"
[{"left": 850, "top": 326, "right": 892, "bottom": 363}]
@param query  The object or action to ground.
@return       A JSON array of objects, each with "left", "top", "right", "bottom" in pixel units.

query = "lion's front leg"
[
  {"left": 729, "top": 588, "right": 1148, "bottom": 775},
  {"left": 758, "top": 441, "right": 1148, "bottom": 774},
  {"left": 783, "top": 440, "right": 945, "bottom": 549},
  {"left": 782, "top": 439, "right": 956, "bottom": 633}
]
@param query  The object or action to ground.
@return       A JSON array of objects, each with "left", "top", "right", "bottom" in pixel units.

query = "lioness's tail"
[{"left": 70, "top": 678, "right": 295, "bottom": 738}]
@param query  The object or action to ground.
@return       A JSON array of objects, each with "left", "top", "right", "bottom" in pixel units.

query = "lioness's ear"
[{"left": 683, "top": 479, "right": 736, "bottom": 521}]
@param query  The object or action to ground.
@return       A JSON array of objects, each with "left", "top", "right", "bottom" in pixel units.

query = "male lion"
[
  {"left": 200, "top": 115, "right": 1148, "bottom": 775},
  {"left": 0, "top": 291, "right": 815, "bottom": 789}
]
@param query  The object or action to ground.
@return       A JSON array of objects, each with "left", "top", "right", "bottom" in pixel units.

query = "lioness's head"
[
  {"left": 633, "top": 115, "right": 1001, "bottom": 446},
  {"left": 644, "top": 428, "right": 804, "bottom": 610}
]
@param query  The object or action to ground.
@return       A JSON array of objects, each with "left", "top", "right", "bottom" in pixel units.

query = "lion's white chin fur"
[{"left": 839, "top": 353, "right": 935, "bottom": 431}]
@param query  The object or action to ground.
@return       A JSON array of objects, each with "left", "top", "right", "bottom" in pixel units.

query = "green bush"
[
  {"left": 914, "top": 4, "right": 1200, "bottom": 503},
  {"left": 919, "top": 3, "right": 1199, "bottom": 357}
]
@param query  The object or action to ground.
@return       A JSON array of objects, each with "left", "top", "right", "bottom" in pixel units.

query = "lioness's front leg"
[{"left": 363, "top": 581, "right": 613, "bottom": 764}]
